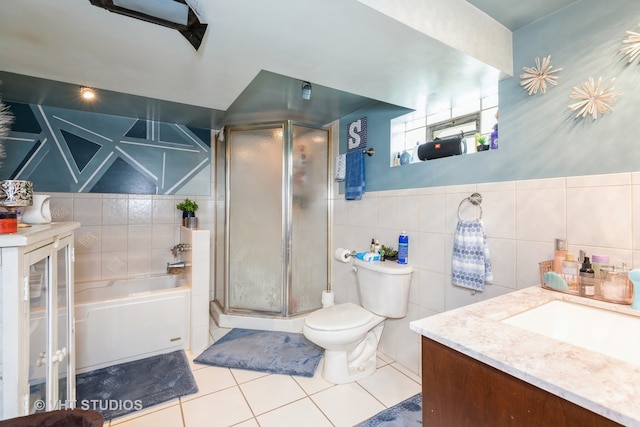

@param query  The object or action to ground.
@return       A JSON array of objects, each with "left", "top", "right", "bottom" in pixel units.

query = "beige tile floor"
[{"left": 103, "top": 317, "right": 422, "bottom": 427}]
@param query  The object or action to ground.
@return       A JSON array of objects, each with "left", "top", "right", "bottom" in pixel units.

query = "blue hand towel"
[
  {"left": 345, "top": 150, "right": 365, "bottom": 200},
  {"left": 451, "top": 218, "right": 493, "bottom": 292}
]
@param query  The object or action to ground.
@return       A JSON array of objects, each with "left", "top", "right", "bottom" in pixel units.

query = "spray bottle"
[{"left": 398, "top": 231, "right": 409, "bottom": 264}]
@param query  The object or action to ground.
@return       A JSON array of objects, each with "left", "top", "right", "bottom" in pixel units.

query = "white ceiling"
[
  {"left": 0, "top": 0, "right": 579, "bottom": 128},
  {"left": 467, "top": 0, "right": 579, "bottom": 31}
]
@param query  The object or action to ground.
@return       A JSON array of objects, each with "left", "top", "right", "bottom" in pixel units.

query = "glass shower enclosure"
[{"left": 215, "top": 121, "right": 330, "bottom": 318}]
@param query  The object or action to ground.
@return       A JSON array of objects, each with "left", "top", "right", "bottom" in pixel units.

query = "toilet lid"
[{"left": 305, "top": 303, "right": 373, "bottom": 331}]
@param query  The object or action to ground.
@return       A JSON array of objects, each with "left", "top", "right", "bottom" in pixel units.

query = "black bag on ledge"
[{"left": 417, "top": 136, "right": 465, "bottom": 160}]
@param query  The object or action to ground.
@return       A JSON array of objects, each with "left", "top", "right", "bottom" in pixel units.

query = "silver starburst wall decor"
[
  {"left": 520, "top": 55, "right": 563, "bottom": 95},
  {"left": 568, "top": 77, "right": 622, "bottom": 120},
  {"left": 620, "top": 22, "right": 640, "bottom": 63}
]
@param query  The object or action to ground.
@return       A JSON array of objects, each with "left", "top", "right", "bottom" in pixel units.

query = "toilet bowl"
[
  {"left": 303, "top": 259, "right": 412, "bottom": 384},
  {"left": 304, "top": 303, "right": 384, "bottom": 384}
]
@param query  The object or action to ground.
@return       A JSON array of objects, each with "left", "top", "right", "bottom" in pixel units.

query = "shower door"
[
  {"left": 225, "top": 122, "right": 329, "bottom": 317},
  {"left": 227, "top": 124, "right": 285, "bottom": 314},
  {"left": 289, "top": 124, "right": 329, "bottom": 314}
]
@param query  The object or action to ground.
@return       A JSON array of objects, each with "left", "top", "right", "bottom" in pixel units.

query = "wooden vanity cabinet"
[{"left": 421, "top": 337, "right": 623, "bottom": 427}]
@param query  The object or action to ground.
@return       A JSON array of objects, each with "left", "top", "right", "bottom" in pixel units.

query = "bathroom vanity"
[
  {"left": 410, "top": 286, "right": 640, "bottom": 427},
  {"left": 0, "top": 222, "right": 80, "bottom": 420}
]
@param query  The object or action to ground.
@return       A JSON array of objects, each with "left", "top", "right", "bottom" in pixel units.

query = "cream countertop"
[
  {"left": 0, "top": 222, "right": 80, "bottom": 247},
  {"left": 410, "top": 286, "right": 640, "bottom": 427}
]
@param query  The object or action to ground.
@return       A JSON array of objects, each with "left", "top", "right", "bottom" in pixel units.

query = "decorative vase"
[
  {"left": 0, "top": 180, "right": 33, "bottom": 210},
  {"left": 185, "top": 216, "right": 198, "bottom": 229},
  {"left": 182, "top": 211, "right": 196, "bottom": 227},
  {"left": 22, "top": 194, "right": 52, "bottom": 224}
]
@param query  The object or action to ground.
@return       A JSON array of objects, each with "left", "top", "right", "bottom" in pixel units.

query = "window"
[{"left": 390, "top": 93, "right": 498, "bottom": 166}]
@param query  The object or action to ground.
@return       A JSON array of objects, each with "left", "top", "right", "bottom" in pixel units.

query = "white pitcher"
[{"left": 22, "top": 194, "right": 52, "bottom": 224}]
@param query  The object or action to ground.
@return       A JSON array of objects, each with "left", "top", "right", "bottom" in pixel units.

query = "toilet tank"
[{"left": 354, "top": 259, "right": 413, "bottom": 318}]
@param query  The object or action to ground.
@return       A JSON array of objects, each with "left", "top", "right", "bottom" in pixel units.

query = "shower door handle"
[
  {"left": 36, "top": 351, "right": 47, "bottom": 367},
  {"left": 51, "top": 347, "right": 67, "bottom": 364}
]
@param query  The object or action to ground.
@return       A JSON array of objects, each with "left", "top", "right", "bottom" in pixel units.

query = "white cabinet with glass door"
[{"left": 0, "top": 222, "right": 80, "bottom": 420}]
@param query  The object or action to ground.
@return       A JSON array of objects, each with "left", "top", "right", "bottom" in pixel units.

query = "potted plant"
[
  {"left": 177, "top": 198, "right": 199, "bottom": 228},
  {"left": 475, "top": 133, "right": 489, "bottom": 151},
  {"left": 381, "top": 245, "right": 398, "bottom": 261}
]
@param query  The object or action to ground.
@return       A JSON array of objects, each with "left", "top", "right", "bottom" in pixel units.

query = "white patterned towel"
[
  {"left": 451, "top": 218, "right": 493, "bottom": 292},
  {"left": 335, "top": 154, "right": 346, "bottom": 181}
]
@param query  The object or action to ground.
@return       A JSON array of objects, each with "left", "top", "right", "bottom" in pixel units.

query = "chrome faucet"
[
  {"left": 171, "top": 243, "right": 191, "bottom": 257},
  {"left": 167, "top": 260, "right": 190, "bottom": 274},
  {"left": 167, "top": 261, "right": 186, "bottom": 269},
  {"left": 168, "top": 243, "right": 191, "bottom": 273}
]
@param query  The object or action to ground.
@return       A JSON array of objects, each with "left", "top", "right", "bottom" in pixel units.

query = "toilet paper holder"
[{"left": 335, "top": 248, "right": 357, "bottom": 263}]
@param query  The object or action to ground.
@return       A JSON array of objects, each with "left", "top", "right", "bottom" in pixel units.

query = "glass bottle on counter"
[
  {"left": 553, "top": 238, "right": 567, "bottom": 274},
  {"left": 562, "top": 253, "right": 579, "bottom": 293},
  {"left": 601, "top": 264, "right": 634, "bottom": 304},
  {"left": 579, "top": 256, "right": 595, "bottom": 297},
  {"left": 591, "top": 254, "right": 610, "bottom": 298}
]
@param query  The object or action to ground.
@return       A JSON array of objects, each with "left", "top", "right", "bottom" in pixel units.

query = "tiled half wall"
[{"left": 331, "top": 171, "right": 640, "bottom": 376}]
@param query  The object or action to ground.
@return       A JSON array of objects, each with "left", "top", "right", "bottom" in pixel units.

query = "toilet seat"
[{"left": 305, "top": 303, "right": 373, "bottom": 331}]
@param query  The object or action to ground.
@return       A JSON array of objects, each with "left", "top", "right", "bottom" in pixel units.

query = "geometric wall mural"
[{"left": 0, "top": 101, "right": 211, "bottom": 195}]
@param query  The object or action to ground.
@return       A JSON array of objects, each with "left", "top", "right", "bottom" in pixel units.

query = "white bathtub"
[{"left": 75, "top": 274, "right": 190, "bottom": 373}]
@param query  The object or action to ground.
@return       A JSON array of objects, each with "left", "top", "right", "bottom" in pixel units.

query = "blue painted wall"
[
  {"left": 338, "top": 104, "right": 411, "bottom": 194},
  {"left": 0, "top": 102, "right": 211, "bottom": 195},
  {"left": 341, "top": 0, "right": 640, "bottom": 192},
  {"left": 501, "top": 0, "right": 640, "bottom": 181}
]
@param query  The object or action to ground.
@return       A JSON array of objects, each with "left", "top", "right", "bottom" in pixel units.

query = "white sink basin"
[{"left": 502, "top": 300, "right": 640, "bottom": 366}]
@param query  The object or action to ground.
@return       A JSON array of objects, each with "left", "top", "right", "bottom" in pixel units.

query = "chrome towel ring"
[{"left": 457, "top": 192, "right": 483, "bottom": 220}]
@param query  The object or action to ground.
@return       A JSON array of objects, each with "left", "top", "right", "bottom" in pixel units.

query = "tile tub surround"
[
  {"left": 42, "top": 192, "right": 215, "bottom": 283},
  {"left": 410, "top": 286, "right": 640, "bottom": 427}
]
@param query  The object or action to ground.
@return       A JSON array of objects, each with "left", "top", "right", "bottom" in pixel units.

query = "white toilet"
[{"left": 303, "top": 259, "right": 413, "bottom": 384}]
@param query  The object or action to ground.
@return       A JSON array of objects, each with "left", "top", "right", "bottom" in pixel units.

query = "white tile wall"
[
  {"left": 331, "top": 170, "right": 640, "bottom": 377},
  {"left": 45, "top": 192, "right": 215, "bottom": 283}
]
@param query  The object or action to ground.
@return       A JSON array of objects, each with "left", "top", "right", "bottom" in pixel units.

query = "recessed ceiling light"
[{"left": 80, "top": 87, "right": 96, "bottom": 100}]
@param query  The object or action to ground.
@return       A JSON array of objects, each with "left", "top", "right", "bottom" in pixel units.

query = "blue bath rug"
[
  {"left": 194, "top": 328, "right": 324, "bottom": 377},
  {"left": 357, "top": 393, "right": 422, "bottom": 427},
  {"left": 76, "top": 350, "right": 197, "bottom": 420}
]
